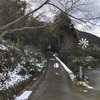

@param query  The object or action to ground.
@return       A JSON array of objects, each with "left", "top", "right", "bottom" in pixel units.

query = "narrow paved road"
[{"left": 28, "top": 52, "right": 100, "bottom": 100}]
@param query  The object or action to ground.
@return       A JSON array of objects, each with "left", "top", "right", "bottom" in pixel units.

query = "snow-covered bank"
[
  {"left": 0, "top": 63, "right": 30, "bottom": 90},
  {"left": 0, "top": 41, "right": 47, "bottom": 100},
  {"left": 53, "top": 54, "right": 75, "bottom": 81},
  {"left": 15, "top": 91, "right": 32, "bottom": 100},
  {"left": 53, "top": 54, "right": 93, "bottom": 89}
]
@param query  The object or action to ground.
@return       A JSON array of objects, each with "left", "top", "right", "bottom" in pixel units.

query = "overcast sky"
[
  {"left": 25, "top": 0, "right": 100, "bottom": 37},
  {"left": 74, "top": 0, "right": 100, "bottom": 37}
]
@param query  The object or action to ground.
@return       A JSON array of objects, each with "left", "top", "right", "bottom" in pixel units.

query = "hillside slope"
[{"left": 76, "top": 29, "right": 100, "bottom": 46}]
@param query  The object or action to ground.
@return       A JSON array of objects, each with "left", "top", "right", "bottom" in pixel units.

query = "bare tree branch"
[
  {"left": 0, "top": 20, "right": 59, "bottom": 40},
  {"left": 47, "top": 1, "right": 100, "bottom": 27},
  {"left": 0, "top": 0, "right": 49, "bottom": 31},
  {"left": 0, "top": 0, "right": 100, "bottom": 41},
  {"left": 47, "top": 2, "right": 85, "bottom": 22}
]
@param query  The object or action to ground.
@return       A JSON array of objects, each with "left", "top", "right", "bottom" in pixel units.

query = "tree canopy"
[{"left": 0, "top": 0, "right": 100, "bottom": 43}]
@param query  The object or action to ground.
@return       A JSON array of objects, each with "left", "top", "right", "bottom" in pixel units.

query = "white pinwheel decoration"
[{"left": 78, "top": 38, "right": 89, "bottom": 49}]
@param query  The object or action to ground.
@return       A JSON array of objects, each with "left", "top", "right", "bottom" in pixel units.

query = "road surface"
[
  {"left": 28, "top": 52, "right": 100, "bottom": 100},
  {"left": 84, "top": 68, "right": 100, "bottom": 91}
]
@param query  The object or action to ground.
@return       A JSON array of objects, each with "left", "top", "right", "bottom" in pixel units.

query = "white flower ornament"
[{"left": 78, "top": 38, "right": 89, "bottom": 49}]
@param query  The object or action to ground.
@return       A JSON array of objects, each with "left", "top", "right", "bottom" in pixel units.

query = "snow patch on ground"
[
  {"left": 53, "top": 54, "right": 75, "bottom": 80},
  {"left": 70, "top": 74, "right": 76, "bottom": 81},
  {"left": 50, "top": 58, "right": 55, "bottom": 61},
  {"left": 86, "top": 85, "right": 93, "bottom": 89},
  {"left": 78, "top": 81, "right": 93, "bottom": 89},
  {"left": 54, "top": 55, "right": 72, "bottom": 73},
  {"left": 53, "top": 63, "right": 59, "bottom": 68},
  {"left": 0, "top": 44, "right": 8, "bottom": 51},
  {"left": 36, "top": 63, "right": 44, "bottom": 72},
  {"left": 15, "top": 91, "right": 32, "bottom": 100},
  {"left": 82, "top": 82, "right": 93, "bottom": 89},
  {"left": 84, "top": 90, "right": 88, "bottom": 92},
  {"left": 0, "top": 63, "right": 30, "bottom": 90},
  {"left": 55, "top": 72, "right": 60, "bottom": 76},
  {"left": 53, "top": 54, "right": 93, "bottom": 89}
]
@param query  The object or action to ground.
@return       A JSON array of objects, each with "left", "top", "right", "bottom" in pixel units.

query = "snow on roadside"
[
  {"left": 15, "top": 91, "right": 32, "bottom": 100},
  {"left": 53, "top": 54, "right": 75, "bottom": 81},
  {"left": 36, "top": 63, "right": 44, "bottom": 72},
  {"left": 0, "top": 60, "right": 46, "bottom": 90},
  {"left": 55, "top": 72, "right": 60, "bottom": 76},
  {"left": 50, "top": 58, "right": 55, "bottom": 61},
  {"left": 53, "top": 54, "right": 93, "bottom": 89},
  {"left": 0, "top": 63, "right": 30, "bottom": 90},
  {"left": 0, "top": 44, "right": 8, "bottom": 51},
  {"left": 0, "top": 43, "right": 47, "bottom": 95},
  {"left": 86, "top": 85, "right": 93, "bottom": 89},
  {"left": 82, "top": 82, "right": 93, "bottom": 89}
]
